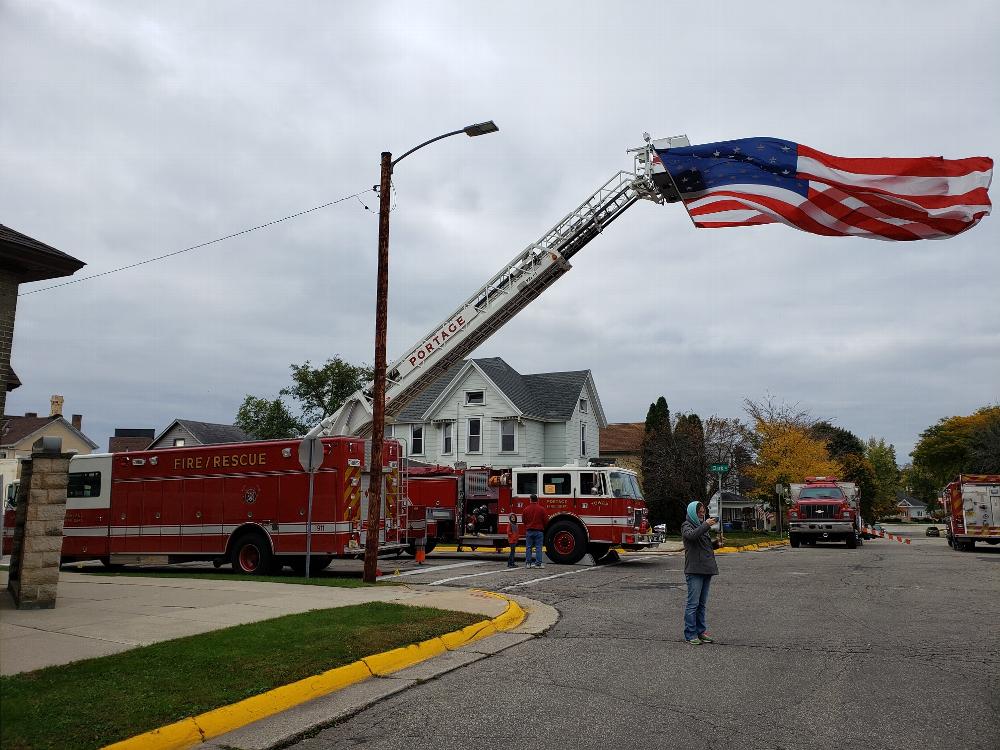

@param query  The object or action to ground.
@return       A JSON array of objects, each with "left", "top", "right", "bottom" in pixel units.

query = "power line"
[{"left": 19, "top": 188, "right": 374, "bottom": 296}]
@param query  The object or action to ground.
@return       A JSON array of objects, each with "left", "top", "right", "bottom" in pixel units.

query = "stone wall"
[{"left": 6, "top": 451, "right": 71, "bottom": 609}]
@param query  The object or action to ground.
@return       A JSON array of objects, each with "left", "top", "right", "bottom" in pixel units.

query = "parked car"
[
  {"left": 925, "top": 526, "right": 941, "bottom": 537},
  {"left": 653, "top": 524, "right": 667, "bottom": 533}
]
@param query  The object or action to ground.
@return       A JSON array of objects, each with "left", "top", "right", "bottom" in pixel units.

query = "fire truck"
[
  {"left": 2, "top": 437, "right": 404, "bottom": 574},
  {"left": 398, "top": 464, "right": 650, "bottom": 564},
  {"left": 787, "top": 477, "right": 861, "bottom": 548},
  {"left": 6, "top": 134, "right": 687, "bottom": 571},
  {"left": 943, "top": 474, "right": 1000, "bottom": 551}
]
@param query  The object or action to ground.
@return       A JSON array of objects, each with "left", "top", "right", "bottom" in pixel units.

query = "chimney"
[
  {"left": 50, "top": 394, "right": 64, "bottom": 416},
  {"left": 72, "top": 414, "right": 83, "bottom": 431},
  {"left": 25, "top": 412, "right": 38, "bottom": 418}
]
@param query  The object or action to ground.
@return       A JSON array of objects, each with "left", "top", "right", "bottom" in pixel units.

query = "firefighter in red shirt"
[{"left": 522, "top": 493, "right": 548, "bottom": 568}]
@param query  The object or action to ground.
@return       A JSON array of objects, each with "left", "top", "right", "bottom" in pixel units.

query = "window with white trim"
[
  {"left": 500, "top": 420, "right": 516, "bottom": 453},
  {"left": 173, "top": 438, "right": 185, "bottom": 447},
  {"left": 411, "top": 424, "right": 424, "bottom": 455},
  {"left": 580, "top": 423, "right": 587, "bottom": 455},
  {"left": 467, "top": 417, "right": 482, "bottom": 453},
  {"left": 579, "top": 398, "right": 588, "bottom": 414},
  {"left": 465, "top": 390, "right": 485, "bottom": 406},
  {"left": 383, "top": 425, "right": 394, "bottom": 439},
  {"left": 440, "top": 422, "right": 453, "bottom": 455}
]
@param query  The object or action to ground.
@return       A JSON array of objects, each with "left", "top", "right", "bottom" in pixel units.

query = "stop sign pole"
[{"left": 298, "top": 437, "right": 324, "bottom": 579}]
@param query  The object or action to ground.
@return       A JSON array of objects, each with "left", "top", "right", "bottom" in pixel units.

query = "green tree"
[
  {"left": 899, "top": 463, "right": 938, "bottom": 505},
  {"left": 672, "top": 413, "right": 708, "bottom": 510},
  {"left": 968, "top": 414, "right": 1000, "bottom": 473},
  {"left": 281, "top": 356, "right": 374, "bottom": 426},
  {"left": 703, "top": 416, "right": 756, "bottom": 496},
  {"left": 861, "top": 438, "right": 899, "bottom": 519},
  {"left": 911, "top": 406, "right": 1000, "bottom": 486},
  {"left": 234, "top": 396, "right": 305, "bottom": 440},
  {"left": 811, "top": 421, "right": 865, "bottom": 460},
  {"left": 641, "top": 397, "right": 672, "bottom": 527}
]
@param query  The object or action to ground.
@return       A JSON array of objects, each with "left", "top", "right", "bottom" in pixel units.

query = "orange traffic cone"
[{"left": 416, "top": 543, "right": 426, "bottom": 565}]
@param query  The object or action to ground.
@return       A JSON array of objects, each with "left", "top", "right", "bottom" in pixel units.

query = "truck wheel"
[
  {"left": 789, "top": 535, "right": 801, "bottom": 548},
  {"left": 846, "top": 535, "right": 857, "bottom": 549},
  {"left": 232, "top": 532, "right": 273, "bottom": 575},
  {"left": 545, "top": 519, "right": 587, "bottom": 565},
  {"left": 966, "top": 539, "right": 976, "bottom": 551},
  {"left": 290, "top": 555, "right": 332, "bottom": 576}
]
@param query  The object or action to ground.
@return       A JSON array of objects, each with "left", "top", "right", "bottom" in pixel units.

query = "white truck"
[{"left": 944, "top": 474, "right": 1000, "bottom": 551}]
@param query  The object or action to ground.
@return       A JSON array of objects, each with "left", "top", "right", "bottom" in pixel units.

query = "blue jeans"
[
  {"left": 684, "top": 574, "right": 713, "bottom": 640},
  {"left": 507, "top": 542, "right": 517, "bottom": 565},
  {"left": 526, "top": 529, "right": 544, "bottom": 566}
]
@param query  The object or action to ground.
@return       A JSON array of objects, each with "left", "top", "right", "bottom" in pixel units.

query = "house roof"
[
  {"left": 395, "top": 357, "right": 596, "bottom": 424},
  {"left": 896, "top": 492, "right": 927, "bottom": 509},
  {"left": 0, "top": 224, "right": 86, "bottom": 283},
  {"left": 152, "top": 420, "right": 255, "bottom": 446},
  {"left": 109, "top": 436, "right": 153, "bottom": 453},
  {"left": 600, "top": 422, "right": 644, "bottom": 454},
  {"left": 0, "top": 414, "right": 99, "bottom": 450}
]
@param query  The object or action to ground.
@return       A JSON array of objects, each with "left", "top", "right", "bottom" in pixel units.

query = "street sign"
[
  {"left": 298, "top": 437, "right": 324, "bottom": 473},
  {"left": 709, "top": 463, "right": 729, "bottom": 473}
]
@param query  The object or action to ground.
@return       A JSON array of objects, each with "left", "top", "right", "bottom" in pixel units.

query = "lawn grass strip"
[{"left": 101, "top": 592, "right": 525, "bottom": 750}]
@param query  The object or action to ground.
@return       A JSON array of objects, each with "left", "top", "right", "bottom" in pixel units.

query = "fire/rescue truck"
[
  {"left": 2, "top": 437, "right": 404, "bottom": 574},
  {"left": 943, "top": 474, "right": 1000, "bottom": 551},
  {"left": 6, "top": 134, "right": 687, "bottom": 571},
  {"left": 397, "top": 463, "right": 650, "bottom": 564},
  {"left": 787, "top": 477, "right": 861, "bottom": 548}
]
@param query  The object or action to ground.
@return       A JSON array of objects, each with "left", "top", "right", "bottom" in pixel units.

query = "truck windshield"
[
  {"left": 799, "top": 487, "right": 845, "bottom": 500},
  {"left": 609, "top": 472, "right": 642, "bottom": 499}
]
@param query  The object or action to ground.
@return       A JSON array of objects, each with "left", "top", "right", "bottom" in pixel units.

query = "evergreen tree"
[
  {"left": 641, "top": 397, "right": 671, "bottom": 527},
  {"left": 673, "top": 413, "right": 708, "bottom": 510}
]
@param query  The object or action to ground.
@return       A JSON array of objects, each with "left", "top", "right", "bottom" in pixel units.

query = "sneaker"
[
  {"left": 536, "top": 563, "right": 544, "bottom": 568},
  {"left": 698, "top": 634, "right": 714, "bottom": 643},
  {"left": 686, "top": 638, "right": 703, "bottom": 645}
]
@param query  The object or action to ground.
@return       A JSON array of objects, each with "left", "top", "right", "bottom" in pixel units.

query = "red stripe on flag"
[
  {"left": 807, "top": 189, "right": 974, "bottom": 239},
  {"left": 685, "top": 190, "right": 842, "bottom": 236},
  {"left": 798, "top": 144, "right": 993, "bottom": 178}
]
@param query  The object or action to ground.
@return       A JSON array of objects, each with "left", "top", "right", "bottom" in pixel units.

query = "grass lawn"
[
  {"left": 1, "top": 602, "right": 481, "bottom": 750},
  {"left": 82, "top": 568, "right": 376, "bottom": 587}
]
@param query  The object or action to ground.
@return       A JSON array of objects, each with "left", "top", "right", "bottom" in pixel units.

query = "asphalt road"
[{"left": 292, "top": 536, "right": 999, "bottom": 750}]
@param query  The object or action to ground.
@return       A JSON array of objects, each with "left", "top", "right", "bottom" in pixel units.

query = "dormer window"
[
  {"left": 465, "top": 390, "right": 485, "bottom": 406},
  {"left": 579, "top": 398, "right": 588, "bottom": 414}
]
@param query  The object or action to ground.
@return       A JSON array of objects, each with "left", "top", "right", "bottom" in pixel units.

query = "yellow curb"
[{"left": 102, "top": 593, "right": 526, "bottom": 750}]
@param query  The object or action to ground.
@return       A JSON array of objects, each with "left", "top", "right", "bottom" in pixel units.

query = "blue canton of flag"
[{"left": 658, "top": 137, "right": 807, "bottom": 198}]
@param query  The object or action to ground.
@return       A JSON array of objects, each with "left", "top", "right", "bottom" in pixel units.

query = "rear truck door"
[{"left": 202, "top": 477, "right": 226, "bottom": 554}]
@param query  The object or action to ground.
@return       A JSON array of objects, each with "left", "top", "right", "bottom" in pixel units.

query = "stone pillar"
[{"left": 6, "top": 438, "right": 71, "bottom": 609}]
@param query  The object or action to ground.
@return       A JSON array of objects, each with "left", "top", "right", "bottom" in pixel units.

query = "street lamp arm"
[{"left": 391, "top": 129, "right": 466, "bottom": 168}]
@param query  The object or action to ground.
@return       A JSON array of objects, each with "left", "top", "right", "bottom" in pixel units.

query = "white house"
[
  {"left": 895, "top": 493, "right": 929, "bottom": 520},
  {"left": 388, "top": 357, "right": 607, "bottom": 468}
]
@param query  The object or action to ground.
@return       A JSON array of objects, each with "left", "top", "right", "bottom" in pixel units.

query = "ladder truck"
[
  {"left": 307, "top": 134, "right": 691, "bottom": 439},
  {"left": 304, "top": 134, "right": 690, "bottom": 562}
]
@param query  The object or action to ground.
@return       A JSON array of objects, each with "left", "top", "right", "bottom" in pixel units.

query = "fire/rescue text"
[
  {"left": 407, "top": 315, "right": 466, "bottom": 366},
  {"left": 173, "top": 452, "right": 268, "bottom": 470}
]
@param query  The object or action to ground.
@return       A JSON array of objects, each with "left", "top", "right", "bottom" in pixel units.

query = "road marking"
[
  {"left": 428, "top": 567, "right": 520, "bottom": 586},
  {"left": 384, "top": 561, "right": 483, "bottom": 578},
  {"left": 498, "top": 554, "right": 652, "bottom": 590}
]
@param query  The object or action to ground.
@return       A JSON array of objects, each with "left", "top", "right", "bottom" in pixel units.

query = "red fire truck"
[
  {"left": 943, "top": 474, "right": 1000, "bottom": 551},
  {"left": 787, "top": 476, "right": 861, "bottom": 548},
  {"left": 398, "top": 464, "right": 653, "bottom": 564},
  {"left": 2, "top": 437, "right": 404, "bottom": 574}
]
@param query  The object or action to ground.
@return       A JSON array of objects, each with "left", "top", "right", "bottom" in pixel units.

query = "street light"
[{"left": 364, "top": 120, "right": 499, "bottom": 584}]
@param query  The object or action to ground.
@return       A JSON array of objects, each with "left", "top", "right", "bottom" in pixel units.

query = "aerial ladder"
[{"left": 307, "top": 134, "right": 690, "bottom": 438}]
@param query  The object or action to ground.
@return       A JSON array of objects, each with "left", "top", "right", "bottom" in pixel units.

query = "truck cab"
[{"left": 788, "top": 477, "right": 860, "bottom": 549}]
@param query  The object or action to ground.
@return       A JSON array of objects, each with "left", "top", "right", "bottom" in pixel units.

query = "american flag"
[{"left": 653, "top": 137, "right": 992, "bottom": 240}]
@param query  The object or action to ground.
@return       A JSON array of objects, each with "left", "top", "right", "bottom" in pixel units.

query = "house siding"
[
  {"left": 565, "top": 382, "right": 600, "bottom": 462},
  {"left": 150, "top": 424, "right": 198, "bottom": 449}
]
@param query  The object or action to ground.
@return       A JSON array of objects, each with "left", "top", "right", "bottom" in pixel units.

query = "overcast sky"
[{"left": 3, "top": 0, "right": 997, "bottom": 462}]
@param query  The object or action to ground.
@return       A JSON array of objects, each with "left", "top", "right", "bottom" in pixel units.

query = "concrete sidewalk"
[{"left": 0, "top": 569, "right": 510, "bottom": 675}]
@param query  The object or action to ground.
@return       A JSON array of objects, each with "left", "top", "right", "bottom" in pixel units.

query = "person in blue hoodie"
[{"left": 681, "top": 500, "right": 720, "bottom": 645}]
